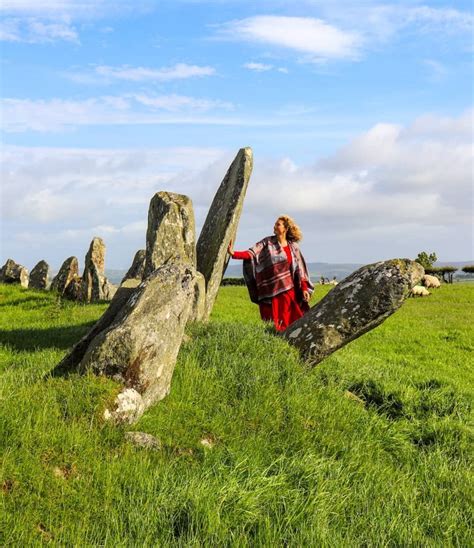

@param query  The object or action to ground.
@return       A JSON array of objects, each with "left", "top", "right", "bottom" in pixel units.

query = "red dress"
[{"left": 233, "top": 246, "right": 308, "bottom": 331}]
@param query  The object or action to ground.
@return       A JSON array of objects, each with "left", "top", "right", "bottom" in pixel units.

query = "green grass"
[{"left": 0, "top": 283, "right": 473, "bottom": 546}]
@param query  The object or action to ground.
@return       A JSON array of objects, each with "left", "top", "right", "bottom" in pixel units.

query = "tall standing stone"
[
  {"left": 51, "top": 256, "right": 79, "bottom": 295},
  {"left": 29, "top": 260, "right": 50, "bottom": 290},
  {"left": 197, "top": 147, "right": 253, "bottom": 320},
  {"left": 81, "top": 237, "right": 116, "bottom": 302},
  {"left": 0, "top": 259, "right": 29, "bottom": 287},
  {"left": 143, "top": 192, "right": 196, "bottom": 279},
  {"left": 282, "top": 259, "right": 424, "bottom": 366},
  {"left": 121, "top": 249, "right": 146, "bottom": 284}
]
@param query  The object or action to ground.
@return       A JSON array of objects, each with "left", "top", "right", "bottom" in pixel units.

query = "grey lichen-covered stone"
[
  {"left": 282, "top": 259, "right": 424, "bottom": 367},
  {"left": 81, "top": 237, "right": 115, "bottom": 302},
  {"left": 51, "top": 256, "right": 79, "bottom": 295},
  {"left": 54, "top": 278, "right": 141, "bottom": 375},
  {"left": 143, "top": 192, "right": 196, "bottom": 279},
  {"left": 125, "top": 431, "right": 162, "bottom": 450},
  {"left": 197, "top": 147, "right": 253, "bottom": 320},
  {"left": 189, "top": 271, "right": 206, "bottom": 322},
  {"left": 0, "top": 258, "right": 29, "bottom": 287},
  {"left": 78, "top": 262, "right": 196, "bottom": 423},
  {"left": 29, "top": 260, "right": 50, "bottom": 290},
  {"left": 121, "top": 249, "right": 146, "bottom": 284}
]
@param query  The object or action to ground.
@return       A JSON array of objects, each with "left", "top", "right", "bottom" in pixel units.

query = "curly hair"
[{"left": 278, "top": 215, "right": 303, "bottom": 242}]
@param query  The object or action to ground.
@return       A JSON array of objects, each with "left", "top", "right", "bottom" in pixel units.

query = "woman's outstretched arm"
[{"left": 227, "top": 239, "right": 251, "bottom": 260}]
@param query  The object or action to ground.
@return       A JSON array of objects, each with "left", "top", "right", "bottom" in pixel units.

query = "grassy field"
[{"left": 0, "top": 282, "right": 472, "bottom": 546}]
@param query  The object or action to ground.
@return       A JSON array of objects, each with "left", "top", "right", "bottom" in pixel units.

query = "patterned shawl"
[{"left": 242, "top": 235, "right": 314, "bottom": 304}]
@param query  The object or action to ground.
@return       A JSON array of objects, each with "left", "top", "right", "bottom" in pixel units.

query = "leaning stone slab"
[
  {"left": 282, "top": 259, "right": 424, "bottom": 367},
  {"left": 143, "top": 192, "right": 196, "bottom": 279},
  {"left": 72, "top": 263, "right": 195, "bottom": 423},
  {"left": 121, "top": 249, "right": 146, "bottom": 284},
  {"left": 54, "top": 278, "right": 141, "bottom": 375},
  {"left": 51, "top": 256, "right": 79, "bottom": 295},
  {"left": 29, "top": 260, "right": 50, "bottom": 290},
  {"left": 196, "top": 147, "right": 253, "bottom": 320},
  {"left": 0, "top": 259, "right": 29, "bottom": 287}
]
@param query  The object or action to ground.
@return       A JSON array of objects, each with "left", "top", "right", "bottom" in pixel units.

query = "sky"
[{"left": 1, "top": 0, "right": 473, "bottom": 271}]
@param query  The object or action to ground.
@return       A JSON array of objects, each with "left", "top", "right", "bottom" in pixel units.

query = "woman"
[{"left": 227, "top": 215, "right": 313, "bottom": 331}]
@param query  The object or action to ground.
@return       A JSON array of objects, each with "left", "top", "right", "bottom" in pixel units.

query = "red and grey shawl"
[{"left": 242, "top": 235, "right": 314, "bottom": 304}]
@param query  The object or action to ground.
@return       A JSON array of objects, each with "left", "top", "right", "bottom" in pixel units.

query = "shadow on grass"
[{"left": 0, "top": 322, "right": 96, "bottom": 351}]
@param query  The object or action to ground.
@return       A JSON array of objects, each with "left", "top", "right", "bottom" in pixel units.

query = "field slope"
[{"left": 0, "top": 283, "right": 472, "bottom": 545}]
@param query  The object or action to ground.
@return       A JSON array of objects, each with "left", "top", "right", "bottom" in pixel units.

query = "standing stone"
[
  {"left": 143, "top": 192, "right": 196, "bottom": 279},
  {"left": 81, "top": 237, "right": 115, "bottom": 302},
  {"left": 63, "top": 275, "right": 82, "bottom": 301},
  {"left": 197, "top": 147, "right": 253, "bottom": 320},
  {"left": 51, "top": 257, "right": 79, "bottom": 295},
  {"left": 282, "top": 259, "right": 424, "bottom": 367},
  {"left": 121, "top": 249, "right": 146, "bottom": 284},
  {"left": 29, "top": 260, "right": 50, "bottom": 290},
  {"left": 0, "top": 259, "right": 29, "bottom": 287},
  {"left": 79, "top": 262, "right": 196, "bottom": 423}
]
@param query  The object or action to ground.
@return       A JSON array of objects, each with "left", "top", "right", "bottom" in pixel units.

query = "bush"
[
  {"left": 221, "top": 277, "right": 246, "bottom": 286},
  {"left": 416, "top": 251, "right": 437, "bottom": 269}
]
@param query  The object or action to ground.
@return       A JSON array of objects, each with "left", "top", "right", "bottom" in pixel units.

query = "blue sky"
[{"left": 1, "top": 0, "right": 473, "bottom": 271}]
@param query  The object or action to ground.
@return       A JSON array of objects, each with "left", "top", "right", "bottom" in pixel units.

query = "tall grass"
[{"left": 0, "top": 283, "right": 472, "bottom": 545}]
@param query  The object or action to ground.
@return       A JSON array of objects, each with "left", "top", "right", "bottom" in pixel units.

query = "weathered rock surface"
[
  {"left": 29, "top": 260, "right": 50, "bottom": 290},
  {"left": 189, "top": 272, "right": 206, "bottom": 322},
  {"left": 81, "top": 237, "right": 115, "bottom": 302},
  {"left": 197, "top": 147, "right": 253, "bottom": 320},
  {"left": 65, "top": 263, "right": 195, "bottom": 423},
  {"left": 51, "top": 256, "right": 79, "bottom": 295},
  {"left": 143, "top": 192, "right": 196, "bottom": 279},
  {"left": 282, "top": 259, "right": 424, "bottom": 367},
  {"left": 0, "top": 259, "right": 29, "bottom": 287},
  {"left": 63, "top": 275, "right": 82, "bottom": 301},
  {"left": 121, "top": 249, "right": 146, "bottom": 284},
  {"left": 54, "top": 278, "right": 141, "bottom": 375}
]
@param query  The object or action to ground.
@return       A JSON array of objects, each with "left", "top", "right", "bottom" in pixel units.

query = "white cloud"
[
  {"left": 219, "top": 15, "right": 363, "bottom": 61},
  {"left": 243, "top": 62, "right": 288, "bottom": 73},
  {"left": 243, "top": 62, "right": 273, "bottom": 72},
  {"left": 131, "top": 93, "right": 233, "bottom": 112},
  {"left": 94, "top": 63, "right": 216, "bottom": 82},
  {"left": 2, "top": 110, "right": 472, "bottom": 267},
  {"left": 0, "top": 17, "right": 79, "bottom": 43},
  {"left": 0, "top": 93, "right": 238, "bottom": 132},
  {"left": 323, "top": 3, "right": 474, "bottom": 45}
]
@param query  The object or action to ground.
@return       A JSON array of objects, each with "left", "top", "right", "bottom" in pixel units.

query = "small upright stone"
[
  {"left": 29, "top": 260, "right": 50, "bottom": 290},
  {"left": 197, "top": 147, "right": 253, "bottom": 320},
  {"left": 121, "top": 250, "right": 146, "bottom": 284},
  {"left": 0, "top": 259, "right": 29, "bottom": 287},
  {"left": 282, "top": 259, "right": 424, "bottom": 366},
  {"left": 51, "top": 256, "right": 79, "bottom": 295},
  {"left": 143, "top": 192, "right": 196, "bottom": 279},
  {"left": 81, "top": 237, "right": 114, "bottom": 302}
]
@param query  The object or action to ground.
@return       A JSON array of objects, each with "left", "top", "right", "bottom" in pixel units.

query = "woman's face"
[{"left": 273, "top": 219, "right": 287, "bottom": 236}]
